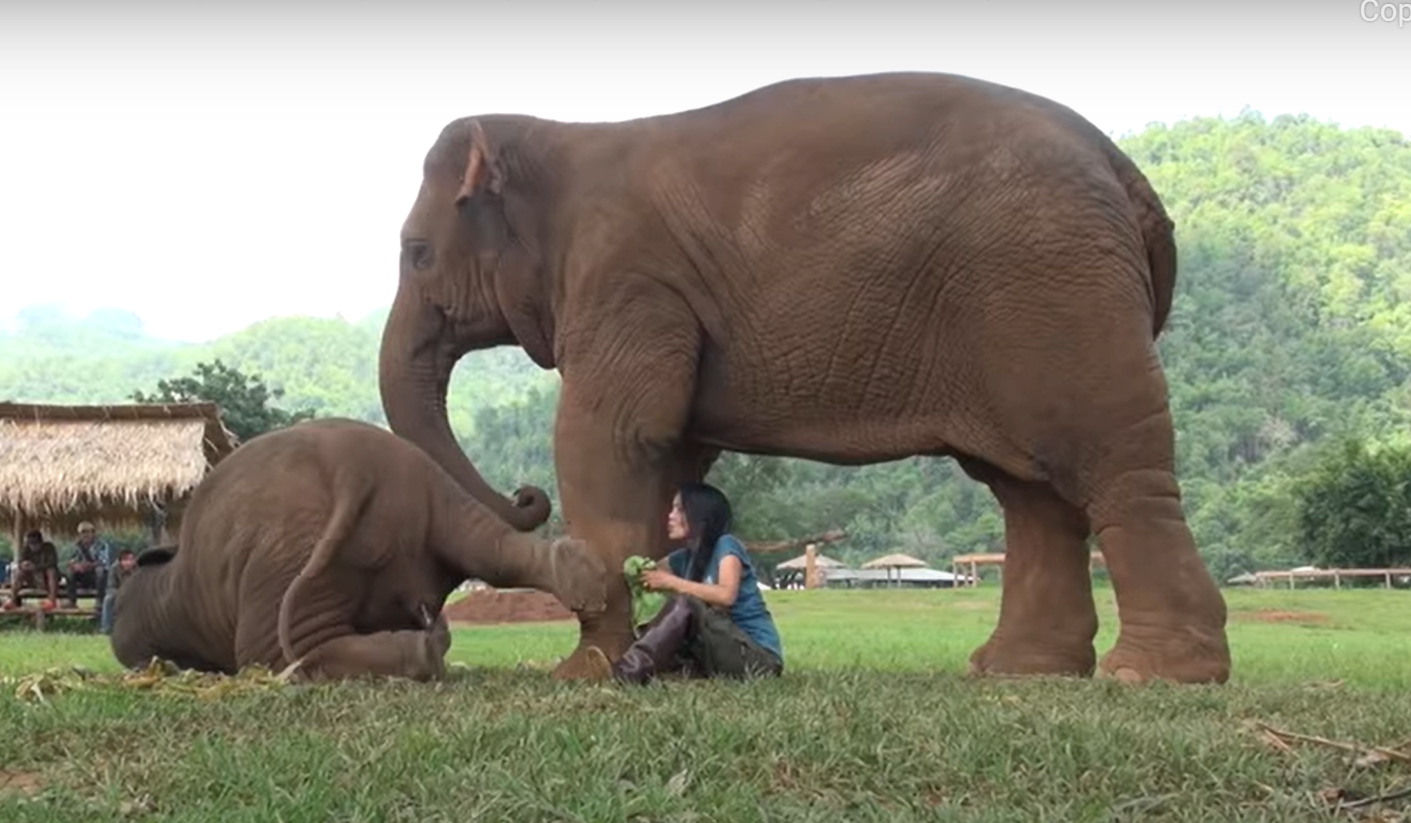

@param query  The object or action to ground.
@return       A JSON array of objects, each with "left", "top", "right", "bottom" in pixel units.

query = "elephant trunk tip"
[{"left": 509, "top": 485, "right": 553, "bottom": 531}]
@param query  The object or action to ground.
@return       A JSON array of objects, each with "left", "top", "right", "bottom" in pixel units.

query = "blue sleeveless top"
[{"left": 667, "top": 534, "right": 783, "bottom": 662}]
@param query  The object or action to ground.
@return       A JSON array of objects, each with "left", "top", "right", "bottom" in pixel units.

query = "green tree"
[
  {"left": 1292, "top": 437, "right": 1411, "bottom": 570},
  {"left": 6, "top": 113, "right": 1411, "bottom": 574},
  {"left": 131, "top": 359, "right": 315, "bottom": 442}
]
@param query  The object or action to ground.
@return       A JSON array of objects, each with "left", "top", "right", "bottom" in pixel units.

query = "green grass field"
[{"left": 3, "top": 586, "right": 1410, "bottom": 822}]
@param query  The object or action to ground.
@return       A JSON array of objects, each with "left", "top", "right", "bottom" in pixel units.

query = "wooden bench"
[{"left": 0, "top": 588, "right": 102, "bottom": 631}]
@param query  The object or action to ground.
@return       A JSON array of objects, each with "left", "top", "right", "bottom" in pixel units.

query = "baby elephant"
[{"left": 110, "top": 417, "right": 606, "bottom": 683}]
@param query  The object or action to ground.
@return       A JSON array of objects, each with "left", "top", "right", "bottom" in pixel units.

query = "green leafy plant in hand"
[{"left": 623, "top": 555, "right": 668, "bottom": 629}]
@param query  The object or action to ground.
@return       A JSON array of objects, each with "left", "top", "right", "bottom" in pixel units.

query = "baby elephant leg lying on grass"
[
  {"left": 288, "top": 611, "right": 453, "bottom": 683},
  {"left": 277, "top": 514, "right": 604, "bottom": 683},
  {"left": 111, "top": 418, "right": 607, "bottom": 683}
]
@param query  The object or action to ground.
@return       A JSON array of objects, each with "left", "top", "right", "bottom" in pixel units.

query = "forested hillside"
[{"left": 4, "top": 111, "right": 1408, "bottom": 579}]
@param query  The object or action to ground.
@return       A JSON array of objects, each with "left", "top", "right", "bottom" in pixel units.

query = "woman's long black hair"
[{"left": 678, "top": 482, "right": 734, "bottom": 583}]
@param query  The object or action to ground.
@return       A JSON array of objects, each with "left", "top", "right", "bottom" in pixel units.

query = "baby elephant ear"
[
  {"left": 454, "top": 120, "right": 505, "bottom": 206},
  {"left": 136, "top": 546, "right": 177, "bottom": 567}
]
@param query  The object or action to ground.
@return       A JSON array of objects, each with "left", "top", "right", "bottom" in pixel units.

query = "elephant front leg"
[
  {"left": 960, "top": 459, "right": 1098, "bottom": 678},
  {"left": 547, "top": 395, "right": 706, "bottom": 680},
  {"left": 543, "top": 296, "right": 707, "bottom": 680}
]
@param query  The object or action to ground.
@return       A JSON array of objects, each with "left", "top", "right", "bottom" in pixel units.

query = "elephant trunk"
[
  {"left": 109, "top": 560, "right": 175, "bottom": 670},
  {"left": 378, "top": 287, "right": 551, "bottom": 532}
]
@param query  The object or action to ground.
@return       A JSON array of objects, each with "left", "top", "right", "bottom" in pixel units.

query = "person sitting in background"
[
  {"left": 64, "top": 521, "right": 110, "bottom": 611},
  {"left": 3, "top": 531, "right": 59, "bottom": 611},
  {"left": 100, "top": 548, "right": 137, "bottom": 634}
]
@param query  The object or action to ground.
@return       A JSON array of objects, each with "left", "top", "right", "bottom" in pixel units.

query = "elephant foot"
[
  {"left": 966, "top": 633, "right": 1096, "bottom": 679},
  {"left": 579, "top": 647, "right": 615, "bottom": 683},
  {"left": 552, "top": 644, "right": 609, "bottom": 681},
  {"left": 543, "top": 537, "right": 609, "bottom": 614},
  {"left": 551, "top": 621, "right": 634, "bottom": 682},
  {"left": 1096, "top": 624, "right": 1231, "bottom": 685}
]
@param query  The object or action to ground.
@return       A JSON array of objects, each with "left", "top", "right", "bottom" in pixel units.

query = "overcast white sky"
[{"left": 2, "top": 2, "right": 1407, "bottom": 342}]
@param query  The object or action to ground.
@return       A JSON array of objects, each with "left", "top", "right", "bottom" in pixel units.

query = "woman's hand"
[
  {"left": 640, "top": 555, "right": 743, "bottom": 609},
  {"left": 640, "top": 568, "right": 681, "bottom": 592}
]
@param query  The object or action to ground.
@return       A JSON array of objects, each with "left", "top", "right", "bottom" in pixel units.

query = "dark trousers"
[
  {"left": 622, "top": 595, "right": 783, "bottom": 683},
  {"left": 680, "top": 596, "right": 784, "bottom": 679},
  {"left": 66, "top": 567, "right": 106, "bottom": 608},
  {"left": 7, "top": 566, "right": 59, "bottom": 604}
]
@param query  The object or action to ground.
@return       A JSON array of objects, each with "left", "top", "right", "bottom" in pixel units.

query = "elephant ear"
[
  {"left": 453, "top": 121, "right": 512, "bottom": 253},
  {"left": 454, "top": 120, "right": 506, "bottom": 206},
  {"left": 136, "top": 545, "right": 177, "bottom": 567}
]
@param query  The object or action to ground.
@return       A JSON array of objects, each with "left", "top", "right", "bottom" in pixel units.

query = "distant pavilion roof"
[
  {"left": 0, "top": 401, "right": 239, "bottom": 534},
  {"left": 775, "top": 553, "right": 847, "bottom": 571},
  {"left": 861, "top": 552, "right": 929, "bottom": 570}
]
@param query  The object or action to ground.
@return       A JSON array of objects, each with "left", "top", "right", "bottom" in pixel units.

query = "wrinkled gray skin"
[
  {"left": 110, "top": 418, "right": 605, "bottom": 682},
  {"left": 380, "top": 71, "right": 1230, "bottom": 686}
]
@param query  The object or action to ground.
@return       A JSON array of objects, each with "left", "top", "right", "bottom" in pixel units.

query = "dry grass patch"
[{"left": 1232, "top": 608, "right": 1333, "bottom": 625}]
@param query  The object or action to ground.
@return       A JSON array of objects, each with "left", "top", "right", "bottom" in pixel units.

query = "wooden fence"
[
  {"left": 1251, "top": 568, "right": 1411, "bottom": 589},
  {"left": 949, "top": 552, "right": 1106, "bottom": 588}
]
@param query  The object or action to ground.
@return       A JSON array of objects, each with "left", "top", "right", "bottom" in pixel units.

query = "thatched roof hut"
[{"left": 0, "top": 401, "right": 239, "bottom": 542}]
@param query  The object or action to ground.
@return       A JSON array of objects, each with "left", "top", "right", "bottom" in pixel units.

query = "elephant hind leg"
[
  {"left": 972, "top": 319, "right": 1228, "bottom": 685},
  {"left": 1035, "top": 354, "right": 1228, "bottom": 685},
  {"left": 435, "top": 527, "right": 608, "bottom": 616},
  {"left": 289, "top": 617, "right": 452, "bottom": 683},
  {"left": 960, "top": 459, "right": 1098, "bottom": 678},
  {"left": 1080, "top": 425, "right": 1230, "bottom": 685},
  {"left": 425, "top": 464, "right": 607, "bottom": 616}
]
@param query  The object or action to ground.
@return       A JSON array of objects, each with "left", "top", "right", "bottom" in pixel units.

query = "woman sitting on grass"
[{"left": 585, "top": 482, "right": 784, "bottom": 684}]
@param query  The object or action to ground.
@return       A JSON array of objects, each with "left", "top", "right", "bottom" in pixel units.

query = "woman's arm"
[{"left": 642, "top": 554, "right": 743, "bottom": 608}]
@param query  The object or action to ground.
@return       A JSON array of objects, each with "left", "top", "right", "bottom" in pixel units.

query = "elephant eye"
[{"left": 401, "top": 239, "right": 433, "bottom": 271}]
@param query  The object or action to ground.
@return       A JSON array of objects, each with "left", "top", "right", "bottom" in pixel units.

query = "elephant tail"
[
  {"left": 1104, "top": 142, "right": 1179, "bottom": 338},
  {"left": 277, "top": 485, "right": 367, "bottom": 670},
  {"left": 1138, "top": 182, "right": 1178, "bottom": 339}
]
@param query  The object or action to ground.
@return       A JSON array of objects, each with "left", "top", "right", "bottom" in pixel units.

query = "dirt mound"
[
  {"left": 1234, "top": 609, "right": 1330, "bottom": 625},
  {"left": 444, "top": 588, "right": 574, "bottom": 625}
]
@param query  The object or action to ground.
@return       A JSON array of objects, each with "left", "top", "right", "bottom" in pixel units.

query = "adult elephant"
[{"left": 378, "top": 71, "right": 1231, "bottom": 686}]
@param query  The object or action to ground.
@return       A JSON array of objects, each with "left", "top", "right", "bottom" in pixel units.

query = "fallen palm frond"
[
  {"left": 1253, "top": 721, "right": 1411, "bottom": 767},
  {"left": 1251, "top": 722, "right": 1411, "bottom": 819},
  {"left": 1, "top": 658, "right": 299, "bottom": 704}
]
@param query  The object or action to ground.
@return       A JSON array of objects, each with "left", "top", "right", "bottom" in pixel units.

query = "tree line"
[{"left": 4, "top": 111, "right": 1411, "bottom": 579}]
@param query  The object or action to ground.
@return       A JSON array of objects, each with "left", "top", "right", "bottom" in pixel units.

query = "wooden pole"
[
  {"left": 11, "top": 511, "right": 26, "bottom": 577},
  {"left": 803, "top": 543, "right": 820, "bottom": 590}
]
